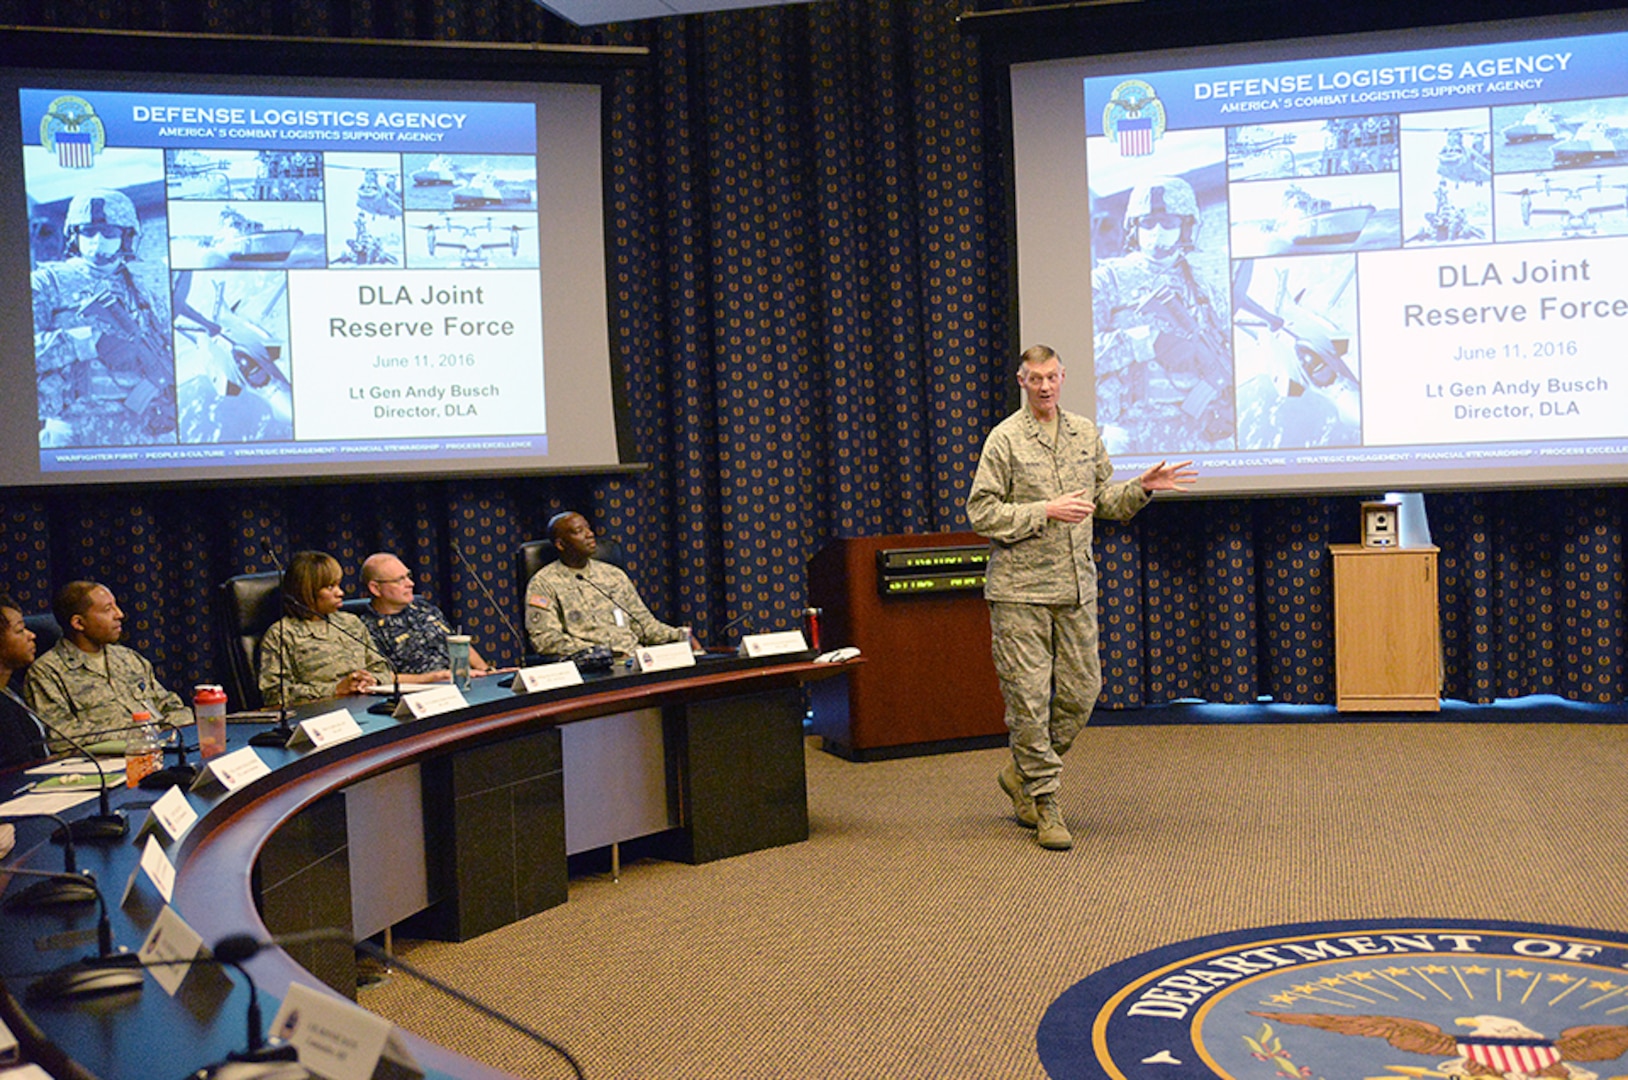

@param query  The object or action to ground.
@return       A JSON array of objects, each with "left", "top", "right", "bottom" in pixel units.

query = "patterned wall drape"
[{"left": 0, "top": 0, "right": 1623, "bottom": 711}]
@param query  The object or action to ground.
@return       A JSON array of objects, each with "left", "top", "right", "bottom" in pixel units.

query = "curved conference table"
[{"left": 0, "top": 653, "right": 844, "bottom": 1080}]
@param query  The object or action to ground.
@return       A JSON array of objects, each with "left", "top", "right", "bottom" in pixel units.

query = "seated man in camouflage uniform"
[
  {"left": 356, "top": 552, "right": 492, "bottom": 679},
  {"left": 524, "top": 512, "right": 694, "bottom": 659},
  {"left": 24, "top": 580, "right": 192, "bottom": 748}
]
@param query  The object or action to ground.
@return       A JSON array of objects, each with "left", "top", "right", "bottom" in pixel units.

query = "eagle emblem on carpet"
[{"left": 1037, "top": 920, "right": 1628, "bottom": 1080}]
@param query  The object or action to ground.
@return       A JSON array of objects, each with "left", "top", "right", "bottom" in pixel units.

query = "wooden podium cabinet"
[
  {"left": 808, "top": 531, "right": 1006, "bottom": 758},
  {"left": 1330, "top": 544, "right": 1441, "bottom": 712}
]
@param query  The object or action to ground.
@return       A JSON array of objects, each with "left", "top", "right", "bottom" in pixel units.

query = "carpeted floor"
[{"left": 358, "top": 722, "right": 1628, "bottom": 1079}]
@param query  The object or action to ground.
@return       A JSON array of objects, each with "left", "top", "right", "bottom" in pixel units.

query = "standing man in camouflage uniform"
[
  {"left": 1092, "top": 175, "right": 1232, "bottom": 454},
  {"left": 966, "top": 346, "right": 1195, "bottom": 850},
  {"left": 25, "top": 580, "right": 192, "bottom": 748},
  {"left": 524, "top": 512, "right": 693, "bottom": 659},
  {"left": 32, "top": 188, "right": 175, "bottom": 447}
]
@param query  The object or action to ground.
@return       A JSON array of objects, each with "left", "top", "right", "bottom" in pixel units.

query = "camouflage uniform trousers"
[{"left": 988, "top": 597, "right": 1102, "bottom": 798}]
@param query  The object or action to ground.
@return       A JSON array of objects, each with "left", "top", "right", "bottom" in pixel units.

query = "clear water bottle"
[{"left": 124, "top": 711, "right": 162, "bottom": 788}]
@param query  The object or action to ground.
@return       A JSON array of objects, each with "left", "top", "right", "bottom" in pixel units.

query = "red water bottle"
[{"left": 194, "top": 685, "right": 228, "bottom": 759}]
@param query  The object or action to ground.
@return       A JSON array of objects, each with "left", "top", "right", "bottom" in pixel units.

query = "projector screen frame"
[
  {"left": 965, "top": 0, "right": 1628, "bottom": 496},
  {"left": 0, "top": 25, "right": 650, "bottom": 492}
]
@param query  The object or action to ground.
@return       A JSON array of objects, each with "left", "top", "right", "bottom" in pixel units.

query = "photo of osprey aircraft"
[
  {"left": 1497, "top": 170, "right": 1628, "bottom": 239},
  {"left": 406, "top": 211, "right": 538, "bottom": 268}
]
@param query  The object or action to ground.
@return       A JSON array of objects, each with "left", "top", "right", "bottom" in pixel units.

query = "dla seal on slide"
[{"left": 1039, "top": 919, "right": 1628, "bottom": 1079}]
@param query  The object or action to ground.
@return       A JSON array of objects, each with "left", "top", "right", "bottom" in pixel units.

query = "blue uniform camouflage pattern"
[
  {"left": 524, "top": 559, "right": 684, "bottom": 658},
  {"left": 966, "top": 407, "right": 1150, "bottom": 796},
  {"left": 356, "top": 600, "right": 454, "bottom": 675},
  {"left": 24, "top": 638, "right": 191, "bottom": 748},
  {"left": 259, "top": 613, "right": 394, "bottom": 707}
]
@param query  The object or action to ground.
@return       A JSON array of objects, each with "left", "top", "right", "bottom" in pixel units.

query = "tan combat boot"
[
  {"left": 1034, "top": 794, "right": 1072, "bottom": 851},
  {"left": 998, "top": 762, "right": 1038, "bottom": 828}
]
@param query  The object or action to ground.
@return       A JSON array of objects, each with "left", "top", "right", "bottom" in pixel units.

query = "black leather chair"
[
  {"left": 515, "top": 535, "right": 626, "bottom": 665},
  {"left": 24, "top": 613, "right": 62, "bottom": 656},
  {"left": 216, "top": 572, "right": 283, "bottom": 711},
  {"left": 7, "top": 613, "right": 62, "bottom": 695},
  {"left": 516, "top": 536, "right": 625, "bottom": 610}
]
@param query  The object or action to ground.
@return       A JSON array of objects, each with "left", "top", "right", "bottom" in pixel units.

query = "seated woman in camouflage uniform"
[{"left": 258, "top": 551, "right": 393, "bottom": 707}]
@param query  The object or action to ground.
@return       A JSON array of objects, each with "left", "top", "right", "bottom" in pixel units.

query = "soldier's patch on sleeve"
[{"left": 528, "top": 594, "right": 550, "bottom": 608}]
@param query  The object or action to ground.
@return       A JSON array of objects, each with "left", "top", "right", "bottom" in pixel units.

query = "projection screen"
[
  {"left": 0, "top": 31, "right": 641, "bottom": 488},
  {"left": 1009, "top": 8, "right": 1628, "bottom": 494}
]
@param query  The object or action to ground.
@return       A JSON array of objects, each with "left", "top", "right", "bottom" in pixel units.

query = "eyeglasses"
[{"left": 376, "top": 572, "right": 413, "bottom": 586}]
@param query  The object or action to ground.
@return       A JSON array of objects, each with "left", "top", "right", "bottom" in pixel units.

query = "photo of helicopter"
[
  {"left": 405, "top": 211, "right": 538, "bottom": 269},
  {"left": 323, "top": 152, "right": 406, "bottom": 268},
  {"left": 1495, "top": 169, "right": 1628, "bottom": 240},
  {"left": 1402, "top": 110, "right": 1492, "bottom": 187},
  {"left": 1232, "top": 254, "right": 1362, "bottom": 450},
  {"left": 171, "top": 268, "right": 294, "bottom": 443},
  {"left": 325, "top": 160, "right": 403, "bottom": 219}
]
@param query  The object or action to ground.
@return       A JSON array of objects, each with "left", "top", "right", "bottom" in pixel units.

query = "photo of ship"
[
  {"left": 1228, "top": 172, "right": 1399, "bottom": 257},
  {"left": 1227, "top": 117, "right": 1399, "bottom": 182},
  {"left": 403, "top": 153, "right": 538, "bottom": 212},
  {"left": 209, "top": 205, "right": 303, "bottom": 261},
  {"left": 163, "top": 150, "right": 323, "bottom": 202},
  {"left": 167, "top": 200, "right": 327, "bottom": 270},
  {"left": 1494, "top": 96, "right": 1628, "bottom": 172}
]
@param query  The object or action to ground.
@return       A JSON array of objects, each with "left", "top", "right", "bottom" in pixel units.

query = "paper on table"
[
  {"left": 0, "top": 789, "right": 102, "bottom": 817},
  {"left": 27, "top": 758, "right": 113, "bottom": 776},
  {"left": 31, "top": 772, "right": 123, "bottom": 791}
]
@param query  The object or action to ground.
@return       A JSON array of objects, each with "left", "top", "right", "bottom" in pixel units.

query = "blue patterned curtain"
[{"left": 0, "top": 0, "right": 1623, "bottom": 708}]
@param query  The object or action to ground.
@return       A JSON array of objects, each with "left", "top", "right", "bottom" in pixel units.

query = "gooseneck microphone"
[
  {"left": 10, "top": 692, "right": 128, "bottom": 843},
  {"left": 574, "top": 570, "right": 623, "bottom": 610},
  {"left": 198, "top": 956, "right": 302, "bottom": 1077},
  {"left": 0, "top": 812, "right": 98, "bottom": 909},
  {"left": 4, "top": 867, "right": 144, "bottom": 1000},
  {"left": 712, "top": 609, "right": 752, "bottom": 644},
  {"left": 142, "top": 715, "right": 198, "bottom": 789},
  {"left": 214, "top": 930, "right": 586, "bottom": 1080},
  {"left": 251, "top": 540, "right": 297, "bottom": 748},
  {"left": 450, "top": 541, "right": 530, "bottom": 666}
]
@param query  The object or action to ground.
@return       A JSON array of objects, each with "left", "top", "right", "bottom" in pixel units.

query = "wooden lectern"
[
  {"left": 807, "top": 531, "right": 1006, "bottom": 759},
  {"left": 1330, "top": 544, "right": 1441, "bottom": 712}
]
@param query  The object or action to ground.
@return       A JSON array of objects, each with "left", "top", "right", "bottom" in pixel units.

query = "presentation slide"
[
  {"left": 1011, "top": 11, "right": 1628, "bottom": 494},
  {"left": 0, "top": 59, "right": 625, "bottom": 488}
]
